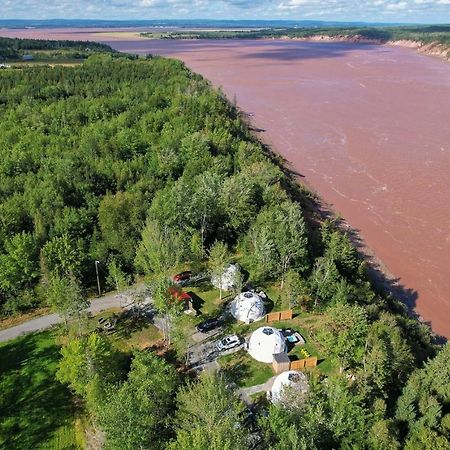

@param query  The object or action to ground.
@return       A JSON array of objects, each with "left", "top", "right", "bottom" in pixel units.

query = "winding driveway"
[{"left": 0, "top": 290, "right": 136, "bottom": 343}]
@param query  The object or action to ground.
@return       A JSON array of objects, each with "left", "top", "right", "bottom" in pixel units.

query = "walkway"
[{"left": 237, "top": 375, "right": 277, "bottom": 404}]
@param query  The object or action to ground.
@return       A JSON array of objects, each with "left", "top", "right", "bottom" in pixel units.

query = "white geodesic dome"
[
  {"left": 230, "top": 291, "right": 265, "bottom": 324},
  {"left": 270, "top": 370, "right": 309, "bottom": 404},
  {"left": 247, "top": 326, "right": 287, "bottom": 363},
  {"left": 211, "top": 263, "right": 240, "bottom": 291}
]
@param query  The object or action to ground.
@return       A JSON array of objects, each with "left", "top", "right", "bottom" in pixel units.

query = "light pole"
[{"left": 95, "top": 260, "right": 101, "bottom": 296}]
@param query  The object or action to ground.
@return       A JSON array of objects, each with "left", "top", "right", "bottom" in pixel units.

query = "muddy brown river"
[{"left": 1, "top": 29, "right": 450, "bottom": 338}]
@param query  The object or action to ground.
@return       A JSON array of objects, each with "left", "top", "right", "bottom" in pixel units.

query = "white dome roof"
[
  {"left": 230, "top": 292, "right": 265, "bottom": 324},
  {"left": 247, "top": 327, "right": 286, "bottom": 363},
  {"left": 211, "top": 263, "right": 240, "bottom": 291},
  {"left": 270, "top": 370, "right": 308, "bottom": 404}
]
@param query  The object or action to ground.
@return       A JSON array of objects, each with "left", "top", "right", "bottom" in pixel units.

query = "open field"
[
  {"left": 0, "top": 330, "right": 81, "bottom": 450},
  {"left": 86, "top": 308, "right": 163, "bottom": 352},
  {"left": 219, "top": 350, "right": 275, "bottom": 388},
  {"left": 0, "top": 303, "right": 162, "bottom": 449},
  {"left": 90, "top": 31, "right": 144, "bottom": 40}
]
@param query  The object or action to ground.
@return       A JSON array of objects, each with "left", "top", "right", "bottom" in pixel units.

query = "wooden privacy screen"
[
  {"left": 289, "top": 357, "right": 318, "bottom": 371},
  {"left": 289, "top": 359, "right": 306, "bottom": 370},
  {"left": 265, "top": 310, "right": 293, "bottom": 323},
  {"left": 280, "top": 310, "right": 293, "bottom": 320}
]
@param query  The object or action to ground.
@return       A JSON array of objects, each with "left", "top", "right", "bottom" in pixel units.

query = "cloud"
[
  {"left": 278, "top": 0, "right": 312, "bottom": 10},
  {"left": 386, "top": 1, "right": 408, "bottom": 9},
  {"left": 0, "top": 0, "right": 449, "bottom": 22}
]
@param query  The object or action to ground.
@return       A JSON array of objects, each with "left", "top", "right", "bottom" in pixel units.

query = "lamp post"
[{"left": 95, "top": 260, "right": 101, "bottom": 296}]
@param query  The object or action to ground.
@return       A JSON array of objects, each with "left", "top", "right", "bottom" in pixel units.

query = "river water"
[
  {"left": 1, "top": 29, "right": 449, "bottom": 338},
  {"left": 112, "top": 38, "right": 450, "bottom": 339}
]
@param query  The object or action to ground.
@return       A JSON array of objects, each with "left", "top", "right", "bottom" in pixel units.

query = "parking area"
[{"left": 188, "top": 328, "right": 244, "bottom": 372}]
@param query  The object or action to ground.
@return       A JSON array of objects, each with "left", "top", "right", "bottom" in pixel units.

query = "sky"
[{"left": 1, "top": 0, "right": 450, "bottom": 24}]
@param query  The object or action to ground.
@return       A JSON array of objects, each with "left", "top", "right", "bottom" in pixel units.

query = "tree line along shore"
[
  {"left": 0, "top": 37, "right": 449, "bottom": 449},
  {"left": 140, "top": 24, "right": 450, "bottom": 61}
]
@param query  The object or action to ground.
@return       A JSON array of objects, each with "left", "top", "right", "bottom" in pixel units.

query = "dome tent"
[
  {"left": 269, "top": 370, "right": 308, "bottom": 404},
  {"left": 230, "top": 291, "right": 265, "bottom": 324},
  {"left": 247, "top": 326, "right": 287, "bottom": 363},
  {"left": 211, "top": 263, "right": 241, "bottom": 291}
]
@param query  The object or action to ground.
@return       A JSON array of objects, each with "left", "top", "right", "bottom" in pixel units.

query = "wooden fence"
[
  {"left": 289, "top": 356, "right": 318, "bottom": 370},
  {"left": 265, "top": 309, "right": 293, "bottom": 323}
]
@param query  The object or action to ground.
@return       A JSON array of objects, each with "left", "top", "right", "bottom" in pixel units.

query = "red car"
[{"left": 173, "top": 271, "right": 192, "bottom": 283}]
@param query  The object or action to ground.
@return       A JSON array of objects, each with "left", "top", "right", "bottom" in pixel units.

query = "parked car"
[
  {"left": 196, "top": 317, "right": 221, "bottom": 333},
  {"left": 216, "top": 334, "right": 241, "bottom": 352},
  {"left": 173, "top": 271, "right": 192, "bottom": 283}
]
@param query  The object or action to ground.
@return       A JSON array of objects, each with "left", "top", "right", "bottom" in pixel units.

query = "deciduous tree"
[
  {"left": 98, "top": 350, "right": 178, "bottom": 450},
  {"left": 57, "top": 332, "right": 120, "bottom": 397},
  {"left": 320, "top": 303, "right": 368, "bottom": 373},
  {"left": 135, "top": 219, "right": 183, "bottom": 276},
  {"left": 168, "top": 372, "right": 248, "bottom": 450},
  {"left": 208, "top": 241, "right": 230, "bottom": 301},
  {"left": 46, "top": 272, "right": 88, "bottom": 327}
]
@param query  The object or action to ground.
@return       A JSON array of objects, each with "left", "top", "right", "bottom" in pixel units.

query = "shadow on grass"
[
  {"left": 263, "top": 296, "right": 275, "bottom": 314},
  {"left": 0, "top": 330, "right": 76, "bottom": 450},
  {"left": 186, "top": 292, "right": 205, "bottom": 313},
  {"left": 112, "top": 311, "right": 151, "bottom": 340},
  {"left": 189, "top": 280, "right": 213, "bottom": 293},
  {"left": 221, "top": 359, "right": 252, "bottom": 386}
]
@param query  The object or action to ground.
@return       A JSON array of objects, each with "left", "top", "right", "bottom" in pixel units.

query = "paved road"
[{"left": 0, "top": 290, "right": 139, "bottom": 343}]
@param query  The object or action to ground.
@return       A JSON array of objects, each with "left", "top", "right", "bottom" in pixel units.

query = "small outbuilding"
[
  {"left": 230, "top": 291, "right": 265, "bottom": 324},
  {"left": 211, "top": 263, "right": 241, "bottom": 291},
  {"left": 269, "top": 370, "right": 309, "bottom": 404},
  {"left": 22, "top": 54, "right": 34, "bottom": 61},
  {"left": 272, "top": 352, "right": 291, "bottom": 374},
  {"left": 247, "top": 326, "right": 287, "bottom": 363},
  {"left": 168, "top": 287, "right": 195, "bottom": 315}
]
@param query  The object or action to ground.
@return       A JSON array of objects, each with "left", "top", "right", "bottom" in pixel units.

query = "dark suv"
[{"left": 196, "top": 317, "right": 221, "bottom": 333}]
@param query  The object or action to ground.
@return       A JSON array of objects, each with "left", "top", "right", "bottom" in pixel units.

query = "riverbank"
[
  {"left": 281, "top": 34, "right": 450, "bottom": 62},
  {"left": 100, "top": 38, "right": 450, "bottom": 339}
]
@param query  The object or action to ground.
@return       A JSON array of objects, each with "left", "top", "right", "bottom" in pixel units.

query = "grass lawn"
[
  {"left": 221, "top": 307, "right": 338, "bottom": 383},
  {"left": 219, "top": 350, "right": 274, "bottom": 388},
  {"left": 266, "top": 317, "right": 338, "bottom": 375},
  {"left": 0, "top": 330, "right": 82, "bottom": 450},
  {"left": 186, "top": 284, "right": 228, "bottom": 318},
  {"left": 0, "top": 309, "right": 164, "bottom": 450},
  {"left": 86, "top": 308, "right": 163, "bottom": 352}
]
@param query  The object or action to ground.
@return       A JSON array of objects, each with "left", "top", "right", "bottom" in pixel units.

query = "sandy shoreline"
[{"left": 287, "top": 34, "right": 450, "bottom": 62}]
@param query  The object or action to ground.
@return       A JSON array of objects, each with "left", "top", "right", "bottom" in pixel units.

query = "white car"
[{"left": 216, "top": 335, "right": 241, "bottom": 352}]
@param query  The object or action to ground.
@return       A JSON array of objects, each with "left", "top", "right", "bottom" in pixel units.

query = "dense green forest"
[
  {"left": 0, "top": 36, "right": 115, "bottom": 61},
  {"left": 0, "top": 41, "right": 449, "bottom": 449}
]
